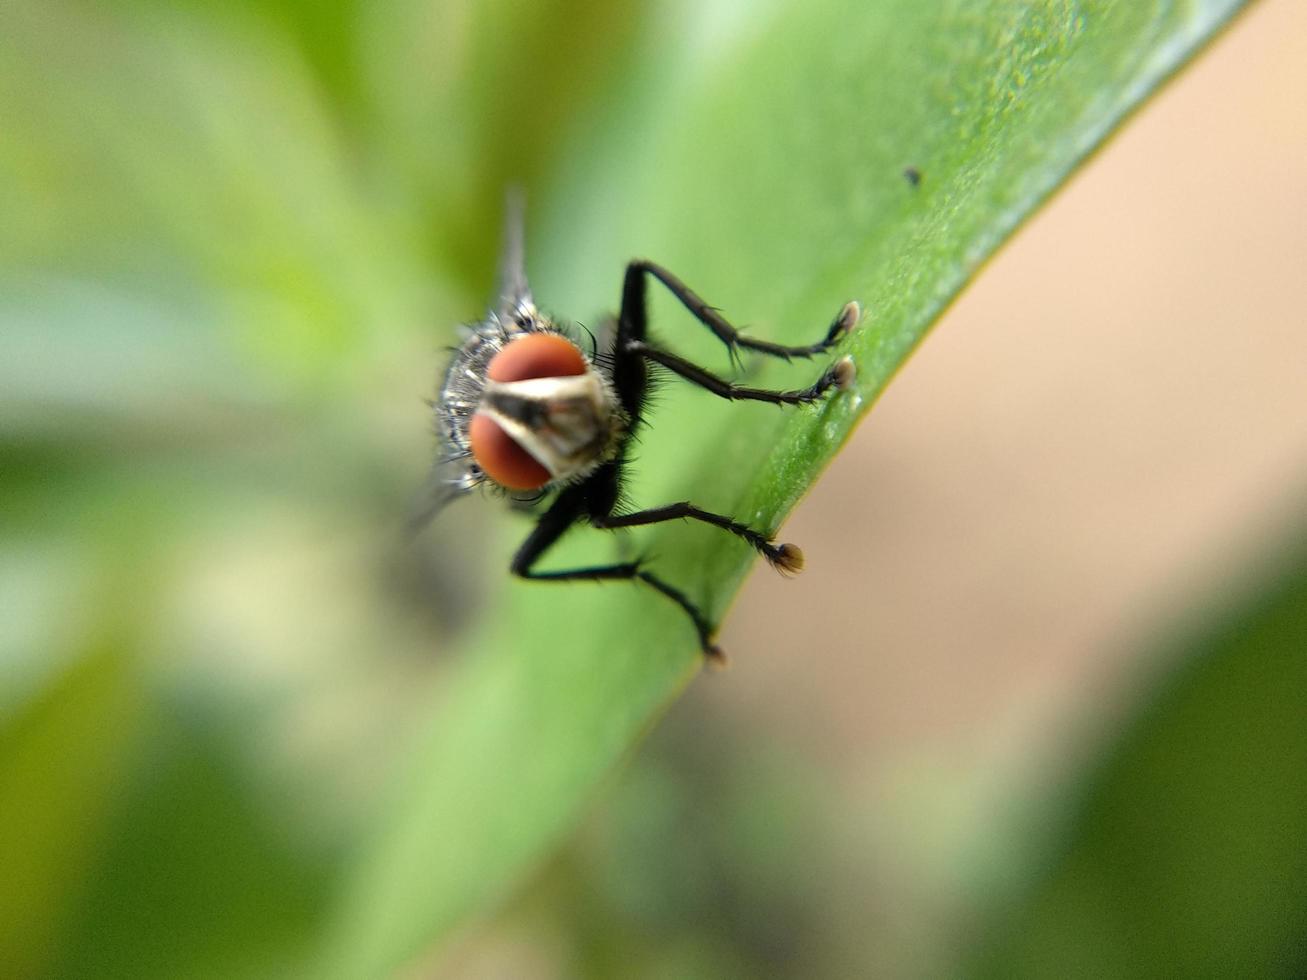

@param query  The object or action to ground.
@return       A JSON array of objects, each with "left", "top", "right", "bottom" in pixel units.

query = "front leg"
[
  {"left": 626, "top": 340, "right": 855, "bottom": 406},
  {"left": 620, "top": 259, "right": 859, "bottom": 361},
  {"left": 594, "top": 502, "right": 804, "bottom": 574},
  {"left": 510, "top": 478, "right": 725, "bottom": 662}
]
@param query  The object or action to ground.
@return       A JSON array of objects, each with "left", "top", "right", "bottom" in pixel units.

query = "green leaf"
[
  {"left": 48, "top": 707, "right": 332, "bottom": 980},
  {"left": 0, "top": 642, "right": 145, "bottom": 979},
  {"left": 969, "top": 524, "right": 1307, "bottom": 979},
  {"left": 328, "top": 1, "right": 1252, "bottom": 974}
]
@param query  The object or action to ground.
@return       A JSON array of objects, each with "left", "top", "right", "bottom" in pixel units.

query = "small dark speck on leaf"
[{"left": 903, "top": 166, "right": 922, "bottom": 187}]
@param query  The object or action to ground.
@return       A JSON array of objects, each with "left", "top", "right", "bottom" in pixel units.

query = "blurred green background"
[{"left": 3, "top": 0, "right": 1305, "bottom": 977}]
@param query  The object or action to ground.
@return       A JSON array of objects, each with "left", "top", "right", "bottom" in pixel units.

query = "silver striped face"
[{"left": 476, "top": 372, "right": 622, "bottom": 483}]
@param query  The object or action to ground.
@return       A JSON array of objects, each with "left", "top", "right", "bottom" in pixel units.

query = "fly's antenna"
[{"left": 496, "top": 186, "right": 532, "bottom": 315}]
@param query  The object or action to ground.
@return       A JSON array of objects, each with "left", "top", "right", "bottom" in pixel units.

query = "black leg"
[
  {"left": 514, "top": 558, "right": 723, "bottom": 663},
  {"left": 509, "top": 488, "right": 585, "bottom": 577},
  {"left": 622, "top": 260, "right": 858, "bottom": 361},
  {"left": 635, "top": 569, "right": 723, "bottom": 662},
  {"left": 594, "top": 502, "right": 803, "bottom": 574},
  {"left": 626, "top": 339, "right": 854, "bottom": 406},
  {"left": 510, "top": 485, "right": 725, "bottom": 661}
]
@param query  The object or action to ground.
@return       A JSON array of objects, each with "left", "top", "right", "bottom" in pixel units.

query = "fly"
[{"left": 418, "top": 195, "right": 858, "bottom": 663}]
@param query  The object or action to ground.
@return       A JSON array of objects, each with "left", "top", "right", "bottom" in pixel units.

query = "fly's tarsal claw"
[
  {"left": 766, "top": 541, "right": 805, "bottom": 575},
  {"left": 835, "top": 300, "right": 861, "bottom": 337},
  {"left": 832, "top": 356, "right": 856, "bottom": 391}
]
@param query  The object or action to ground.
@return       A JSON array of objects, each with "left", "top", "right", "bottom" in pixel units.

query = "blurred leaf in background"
[
  {"left": 0, "top": 0, "right": 1287, "bottom": 978},
  {"left": 970, "top": 525, "right": 1307, "bottom": 980}
]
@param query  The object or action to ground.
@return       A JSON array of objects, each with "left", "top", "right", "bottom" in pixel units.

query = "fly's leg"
[
  {"left": 594, "top": 502, "right": 803, "bottom": 574},
  {"left": 615, "top": 260, "right": 858, "bottom": 401},
  {"left": 625, "top": 340, "right": 855, "bottom": 406},
  {"left": 510, "top": 484, "right": 725, "bottom": 662},
  {"left": 513, "top": 558, "right": 724, "bottom": 664},
  {"left": 623, "top": 259, "right": 859, "bottom": 362}
]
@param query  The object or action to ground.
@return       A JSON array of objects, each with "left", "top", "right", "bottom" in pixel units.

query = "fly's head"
[
  {"left": 435, "top": 303, "right": 627, "bottom": 499},
  {"left": 419, "top": 192, "right": 624, "bottom": 527}
]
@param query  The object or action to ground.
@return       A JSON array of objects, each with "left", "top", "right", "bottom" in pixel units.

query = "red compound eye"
[
  {"left": 469, "top": 414, "right": 550, "bottom": 490},
  {"left": 487, "top": 332, "right": 586, "bottom": 382},
  {"left": 469, "top": 334, "right": 587, "bottom": 490}
]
